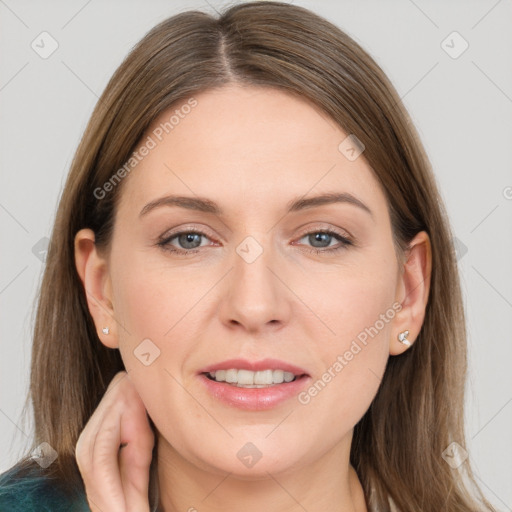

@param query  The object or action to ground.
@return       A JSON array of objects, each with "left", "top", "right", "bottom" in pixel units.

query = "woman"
[{"left": 0, "top": 1, "right": 497, "bottom": 511}]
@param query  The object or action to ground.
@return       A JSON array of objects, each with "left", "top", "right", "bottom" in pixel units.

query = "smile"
[{"left": 205, "top": 369, "right": 299, "bottom": 387}]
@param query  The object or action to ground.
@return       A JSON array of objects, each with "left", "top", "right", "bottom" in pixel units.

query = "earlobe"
[
  {"left": 390, "top": 231, "right": 432, "bottom": 356},
  {"left": 74, "top": 228, "right": 119, "bottom": 349}
]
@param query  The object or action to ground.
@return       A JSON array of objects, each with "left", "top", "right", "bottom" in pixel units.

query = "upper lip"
[{"left": 198, "top": 358, "right": 309, "bottom": 376}]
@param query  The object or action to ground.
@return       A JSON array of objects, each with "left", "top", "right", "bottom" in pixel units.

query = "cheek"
[
  {"left": 109, "top": 266, "right": 197, "bottom": 436},
  {"left": 300, "top": 257, "right": 398, "bottom": 424},
  {"left": 107, "top": 264, "right": 194, "bottom": 414},
  {"left": 112, "top": 260, "right": 187, "bottom": 345},
  {"left": 295, "top": 303, "right": 393, "bottom": 444}
]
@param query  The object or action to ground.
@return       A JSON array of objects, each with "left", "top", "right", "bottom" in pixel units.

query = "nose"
[{"left": 217, "top": 235, "right": 291, "bottom": 333}]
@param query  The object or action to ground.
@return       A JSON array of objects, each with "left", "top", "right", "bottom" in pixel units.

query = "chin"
[{"left": 190, "top": 441, "right": 305, "bottom": 479}]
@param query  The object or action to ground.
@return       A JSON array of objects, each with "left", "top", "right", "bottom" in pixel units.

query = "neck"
[{"left": 155, "top": 433, "right": 367, "bottom": 512}]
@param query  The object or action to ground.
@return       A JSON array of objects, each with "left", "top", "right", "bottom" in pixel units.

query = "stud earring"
[
  {"left": 397, "top": 330, "right": 411, "bottom": 347},
  {"left": 102, "top": 327, "right": 110, "bottom": 335}
]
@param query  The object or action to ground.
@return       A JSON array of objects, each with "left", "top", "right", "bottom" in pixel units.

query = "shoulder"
[{"left": 0, "top": 462, "right": 90, "bottom": 512}]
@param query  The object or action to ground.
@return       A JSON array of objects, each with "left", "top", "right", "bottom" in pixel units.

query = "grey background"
[{"left": 1, "top": 0, "right": 511, "bottom": 509}]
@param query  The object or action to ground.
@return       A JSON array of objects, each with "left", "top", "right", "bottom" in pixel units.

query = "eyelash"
[{"left": 156, "top": 228, "right": 353, "bottom": 256}]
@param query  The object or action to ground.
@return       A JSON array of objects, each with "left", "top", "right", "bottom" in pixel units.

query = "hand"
[{"left": 75, "top": 370, "right": 155, "bottom": 512}]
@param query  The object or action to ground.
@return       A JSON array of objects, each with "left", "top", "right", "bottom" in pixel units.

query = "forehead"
[{"left": 118, "top": 85, "right": 385, "bottom": 218}]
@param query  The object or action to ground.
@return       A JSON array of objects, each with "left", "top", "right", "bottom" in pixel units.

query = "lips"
[{"left": 197, "top": 358, "right": 311, "bottom": 410}]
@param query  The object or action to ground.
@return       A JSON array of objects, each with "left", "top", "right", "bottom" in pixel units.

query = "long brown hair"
[{"left": 14, "top": 1, "right": 495, "bottom": 510}]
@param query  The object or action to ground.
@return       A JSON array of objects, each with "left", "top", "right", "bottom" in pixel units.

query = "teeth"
[
  {"left": 237, "top": 369, "right": 254, "bottom": 385},
  {"left": 213, "top": 369, "right": 225, "bottom": 381},
  {"left": 254, "top": 369, "right": 273, "bottom": 385},
  {"left": 225, "top": 369, "right": 238, "bottom": 383},
  {"left": 207, "top": 369, "right": 298, "bottom": 386}
]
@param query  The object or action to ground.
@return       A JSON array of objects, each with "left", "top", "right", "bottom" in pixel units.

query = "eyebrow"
[{"left": 139, "top": 192, "right": 373, "bottom": 219}]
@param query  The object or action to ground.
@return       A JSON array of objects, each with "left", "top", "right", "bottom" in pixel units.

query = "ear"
[
  {"left": 74, "top": 228, "right": 119, "bottom": 349},
  {"left": 390, "top": 230, "right": 432, "bottom": 356}
]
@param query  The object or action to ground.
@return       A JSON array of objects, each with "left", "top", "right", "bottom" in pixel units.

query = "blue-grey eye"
[
  {"left": 176, "top": 232, "right": 203, "bottom": 249},
  {"left": 308, "top": 232, "right": 335, "bottom": 248}
]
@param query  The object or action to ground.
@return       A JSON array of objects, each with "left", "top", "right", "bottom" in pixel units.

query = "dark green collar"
[{"left": 0, "top": 463, "right": 90, "bottom": 512}]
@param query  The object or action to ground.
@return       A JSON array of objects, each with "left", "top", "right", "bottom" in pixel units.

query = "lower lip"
[{"left": 198, "top": 374, "right": 311, "bottom": 410}]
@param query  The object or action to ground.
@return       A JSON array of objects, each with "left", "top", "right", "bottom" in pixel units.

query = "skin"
[{"left": 75, "top": 84, "right": 431, "bottom": 512}]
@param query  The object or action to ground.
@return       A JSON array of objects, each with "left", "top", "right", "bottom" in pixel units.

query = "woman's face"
[{"left": 101, "top": 85, "right": 408, "bottom": 476}]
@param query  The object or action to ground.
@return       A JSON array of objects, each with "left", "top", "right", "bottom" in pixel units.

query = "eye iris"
[
  {"left": 179, "top": 233, "right": 202, "bottom": 249},
  {"left": 310, "top": 232, "right": 331, "bottom": 248}
]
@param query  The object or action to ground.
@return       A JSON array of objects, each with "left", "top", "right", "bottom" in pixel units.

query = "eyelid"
[
  {"left": 158, "top": 224, "right": 219, "bottom": 243},
  {"left": 294, "top": 223, "right": 353, "bottom": 240},
  {"left": 158, "top": 222, "right": 352, "bottom": 244}
]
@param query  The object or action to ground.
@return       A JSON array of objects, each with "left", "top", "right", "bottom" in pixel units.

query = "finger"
[
  {"left": 86, "top": 418, "right": 127, "bottom": 512},
  {"left": 76, "top": 371, "right": 130, "bottom": 512},
  {"left": 118, "top": 388, "right": 155, "bottom": 512},
  {"left": 119, "top": 420, "right": 154, "bottom": 512}
]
